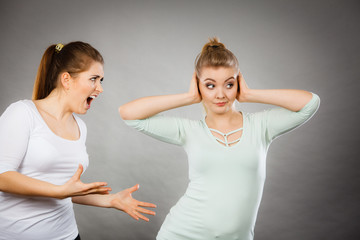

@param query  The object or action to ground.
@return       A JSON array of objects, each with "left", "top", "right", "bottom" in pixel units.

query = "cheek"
[
  {"left": 199, "top": 87, "right": 214, "bottom": 102},
  {"left": 226, "top": 87, "right": 238, "bottom": 100},
  {"left": 78, "top": 82, "right": 95, "bottom": 94}
]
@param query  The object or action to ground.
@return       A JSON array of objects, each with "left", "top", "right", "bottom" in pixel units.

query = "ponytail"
[{"left": 32, "top": 45, "right": 57, "bottom": 100}]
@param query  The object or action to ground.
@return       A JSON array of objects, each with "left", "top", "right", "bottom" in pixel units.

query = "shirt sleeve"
[
  {"left": 0, "top": 101, "right": 32, "bottom": 174},
  {"left": 265, "top": 93, "right": 320, "bottom": 143},
  {"left": 123, "top": 115, "right": 187, "bottom": 146}
]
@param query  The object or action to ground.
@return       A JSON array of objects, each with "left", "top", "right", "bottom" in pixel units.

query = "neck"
[
  {"left": 35, "top": 89, "right": 73, "bottom": 121},
  {"left": 205, "top": 107, "right": 241, "bottom": 129}
]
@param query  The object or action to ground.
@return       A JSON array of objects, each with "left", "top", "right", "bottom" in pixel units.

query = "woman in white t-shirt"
[{"left": 0, "top": 41, "right": 156, "bottom": 240}]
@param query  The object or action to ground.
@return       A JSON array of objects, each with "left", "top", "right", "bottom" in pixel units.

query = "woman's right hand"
[
  {"left": 188, "top": 72, "right": 202, "bottom": 104},
  {"left": 56, "top": 164, "right": 111, "bottom": 199}
]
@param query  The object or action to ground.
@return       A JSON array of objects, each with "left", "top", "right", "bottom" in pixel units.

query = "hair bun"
[
  {"left": 202, "top": 37, "right": 226, "bottom": 53},
  {"left": 195, "top": 37, "right": 239, "bottom": 76}
]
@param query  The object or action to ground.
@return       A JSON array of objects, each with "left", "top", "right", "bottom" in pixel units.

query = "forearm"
[
  {"left": 72, "top": 194, "right": 112, "bottom": 208},
  {"left": 0, "top": 171, "right": 61, "bottom": 198},
  {"left": 242, "top": 89, "right": 313, "bottom": 112},
  {"left": 119, "top": 93, "right": 196, "bottom": 120}
]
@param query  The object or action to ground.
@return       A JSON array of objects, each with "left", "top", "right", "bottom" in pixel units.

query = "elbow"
[
  {"left": 118, "top": 106, "right": 126, "bottom": 120},
  {"left": 118, "top": 106, "right": 132, "bottom": 120},
  {"left": 295, "top": 91, "right": 314, "bottom": 112}
]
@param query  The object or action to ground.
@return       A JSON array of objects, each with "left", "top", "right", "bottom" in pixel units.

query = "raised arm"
[
  {"left": 236, "top": 73, "right": 320, "bottom": 142},
  {"left": 119, "top": 73, "right": 201, "bottom": 120},
  {"left": 237, "top": 72, "right": 313, "bottom": 111}
]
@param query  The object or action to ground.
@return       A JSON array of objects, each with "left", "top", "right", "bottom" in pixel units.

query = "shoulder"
[
  {"left": 0, "top": 100, "right": 35, "bottom": 133},
  {"left": 243, "top": 111, "right": 268, "bottom": 122},
  {"left": 175, "top": 117, "right": 203, "bottom": 128},
  {"left": 1, "top": 100, "right": 34, "bottom": 119},
  {"left": 242, "top": 110, "right": 272, "bottom": 133}
]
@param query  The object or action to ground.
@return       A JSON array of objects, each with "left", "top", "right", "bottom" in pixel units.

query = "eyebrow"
[
  {"left": 91, "top": 75, "right": 104, "bottom": 80},
  {"left": 203, "top": 77, "right": 235, "bottom": 82}
]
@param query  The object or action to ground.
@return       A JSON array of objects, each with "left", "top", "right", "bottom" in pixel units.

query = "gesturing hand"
[
  {"left": 58, "top": 164, "right": 111, "bottom": 199},
  {"left": 188, "top": 72, "right": 202, "bottom": 104},
  {"left": 109, "top": 184, "right": 156, "bottom": 222},
  {"left": 236, "top": 72, "right": 250, "bottom": 102}
]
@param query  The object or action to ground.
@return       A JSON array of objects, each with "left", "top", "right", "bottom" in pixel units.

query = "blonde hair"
[{"left": 195, "top": 37, "right": 239, "bottom": 77}]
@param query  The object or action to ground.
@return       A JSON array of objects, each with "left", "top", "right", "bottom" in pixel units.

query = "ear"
[{"left": 59, "top": 72, "right": 72, "bottom": 90}]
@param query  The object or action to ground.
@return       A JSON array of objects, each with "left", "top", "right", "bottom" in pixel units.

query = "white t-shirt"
[{"left": 0, "top": 100, "right": 89, "bottom": 240}]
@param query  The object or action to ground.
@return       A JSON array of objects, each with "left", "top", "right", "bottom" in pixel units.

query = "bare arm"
[
  {"left": 0, "top": 164, "right": 111, "bottom": 199},
  {"left": 237, "top": 72, "right": 313, "bottom": 111},
  {"left": 72, "top": 184, "right": 156, "bottom": 222},
  {"left": 119, "top": 73, "right": 201, "bottom": 120}
]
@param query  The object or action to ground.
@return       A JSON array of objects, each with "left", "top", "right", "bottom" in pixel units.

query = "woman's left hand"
[
  {"left": 236, "top": 72, "right": 250, "bottom": 102},
  {"left": 109, "top": 184, "right": 156, "bottom": 222}
]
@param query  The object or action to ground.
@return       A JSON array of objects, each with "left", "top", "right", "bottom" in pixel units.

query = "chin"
[
  {"left": 209, "top": 108, "right": 229, "bottom": 115},
  {"left": 74, "top": 108, "right": 88, "bottom": 115},
  {"left": 204, "top": 103, "right": 232, "bottom": 115}
]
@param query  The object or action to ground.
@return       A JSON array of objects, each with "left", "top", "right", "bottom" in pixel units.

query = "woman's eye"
[
  {"left": 100, "top": 78, "right": 104, "bottom": 84},
  {"left": 90, "top": 77, "right": 97, "bottom": 81},
  {"left": 206, "top": 84, "right": 215, "bottom": 89},
  {"left": 226, "top": 83, "right": 234, "bottom": 89}
]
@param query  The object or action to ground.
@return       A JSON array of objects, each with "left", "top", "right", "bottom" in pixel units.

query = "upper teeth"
[{"left": 89, "top": 96, "right": 95, "bottom": 99}]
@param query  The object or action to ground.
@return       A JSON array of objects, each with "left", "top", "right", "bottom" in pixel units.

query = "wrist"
[
  {"left": 108, "top": 194, "right": 121, "bottom": 209},
  {"left": 53, "top": 184, "right": 67, "bottom": 199},
  {"left": 238, "top": 88, "right": 252, "bottom": 102},
  {"left": 185, "top": 92, "right": 200, "bottom": 105}
]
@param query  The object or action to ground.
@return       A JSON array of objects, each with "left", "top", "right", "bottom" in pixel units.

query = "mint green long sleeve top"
[{"left": 124, "top": 93, "right": 320, "bottom": 240}]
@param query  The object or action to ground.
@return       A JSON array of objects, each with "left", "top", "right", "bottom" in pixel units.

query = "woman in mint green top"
[{"left": 119, "top": 38, "right": 320, "bottom": 240}]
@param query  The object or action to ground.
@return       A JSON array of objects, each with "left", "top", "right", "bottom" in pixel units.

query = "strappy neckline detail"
[
  {"left": 208, "top": 127, "right": 243, "bottom": 147},
  {"left": 202, "top": 112, "right": 246, "bottom": 148}
]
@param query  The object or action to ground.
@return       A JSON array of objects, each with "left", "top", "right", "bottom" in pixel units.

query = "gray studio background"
[{"left": 1, "top": 0, "right": 359, "bottom": 239}]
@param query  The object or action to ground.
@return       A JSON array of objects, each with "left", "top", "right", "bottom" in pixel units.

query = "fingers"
[
  {"left": 129, "top": 209, "right": 150, "bottom": 222},
  {"left": 83, "top": 186, "right": 112, "bottom": 195},
  {"left": 72, "top": 164, "right": 84, "bottom": 180},
  {"left": 128, "top": 184, "right": 139, "bottom": 193},
  {"left": 135, "top": 211, "right": 149, "bottom": 222},
  {"left": 122, "top": 208, "right": 150, "bottom": 222},
  {"left": 136, "top": 206, "right": 156, "bottom": 216},
  {"left": 192, "top": 72, "right": 198, "bottom": 82},
  {"left": 81, "top": 182, "right": 111, "bottom": 195},
  {"left": 127, "top": 210, "right": 140, "bottom": 221},
  {"left": 137, "top": 201, "right": 157, "bottom": 208},
  {"left": 86, "top": 181, "right": 109, "bottom": 189}
]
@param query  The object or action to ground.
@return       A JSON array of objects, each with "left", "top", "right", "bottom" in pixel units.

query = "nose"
[
  {"left": 215, "top": 87, "right": 225, "bottom": 99},
  {"left": 95, "top": 81, "right": 103, "bottom": 93}
]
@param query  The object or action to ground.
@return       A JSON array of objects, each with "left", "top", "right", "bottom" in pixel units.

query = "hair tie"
[{"left": 55, "top": 43, "right": 64, "bottom": 53}]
